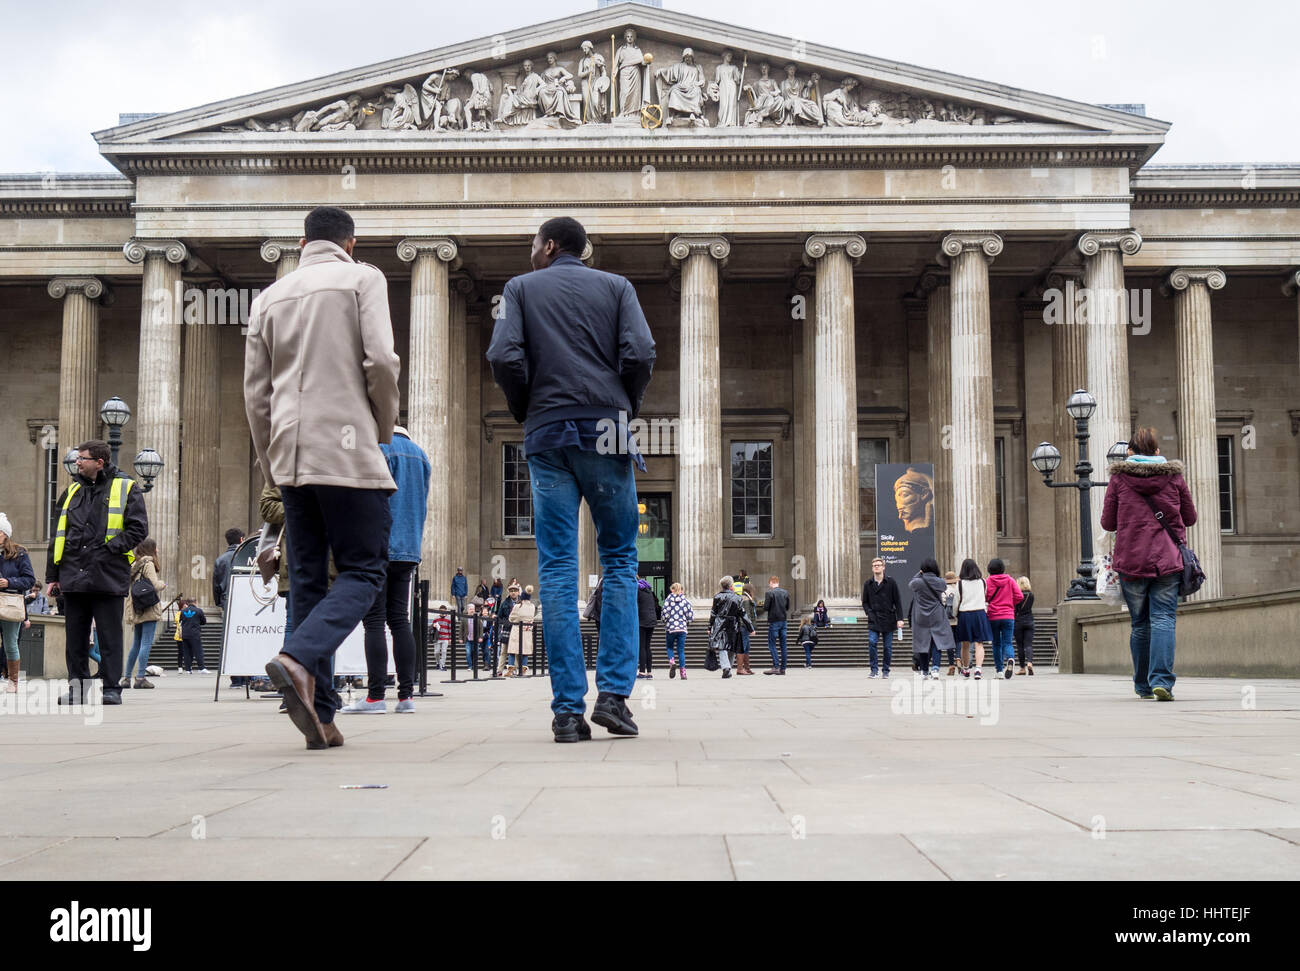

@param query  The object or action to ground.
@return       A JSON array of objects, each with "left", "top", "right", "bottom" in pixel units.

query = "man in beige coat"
[{"left": 244, "top": 206, "right": 400, "bottom": 750}]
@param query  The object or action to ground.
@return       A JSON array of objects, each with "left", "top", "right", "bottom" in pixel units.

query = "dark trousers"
[
  {"left": 1015, "top": 624, "right": 1035, "bottom": 666},
  {"left": 180, "top": 633, "right": 205, "bottom": 671},
  {"left": 63, "top": 593, "right": 124, "bottom": 694},
  {"left": 638, "top": 626, "right": 654, "bottom": 673},
  {"left": 280, "top": 484, "right": 391, "bottom": 724},
  {"left": 362, "top": 561, "right": 417, "bottom": 701}
]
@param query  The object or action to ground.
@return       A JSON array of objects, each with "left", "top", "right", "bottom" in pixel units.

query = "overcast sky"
[{"left": 4, "top": 0, "right": 1297, "bottom": 173}]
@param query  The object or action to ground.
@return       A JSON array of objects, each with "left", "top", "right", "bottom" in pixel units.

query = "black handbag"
[
  {"left": 1137, "top": 492, "right": 1205, "bottom": 598},
  {"left": 704, "top": 648, "right": 720, "bottom": 672},
  {"left": 130, "top": 575, "right": 160, "bottom": 613}
]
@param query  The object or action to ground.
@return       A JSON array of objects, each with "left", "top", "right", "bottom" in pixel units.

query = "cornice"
[
  {"left": 0, "top": 199, "right": 134, "bottom": 218},
  {"left": 1133, "top": 189, "right": 1300, "bottom": 209}
]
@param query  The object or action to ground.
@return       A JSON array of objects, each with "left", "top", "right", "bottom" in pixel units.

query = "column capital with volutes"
[
  {"left": 1164, "top": 267, "right": 1227, "bottom": 295},
  {"left": 259, "top": 239, "right": 302, "bottom": 264},
  {"left": 396, "top": 237, "right": 459, "bottom": 264},
  {"left": 47, "top": 277, "right": 104, "bottom": 300},
  {"left": 803, "top": 233, "right": 865, "bottom": 265},
  {"left": 1077, "top": 230, "right": 1142, "bottom": 257},
  {"left": 1282, "top": 269, "right": 1300, "bottom": 297},
  {"left": 938, "top": 232, "right": 1002, "bottom": 264},
  {"left": 669, "top": 235, "right": 731, "bottom": 266},
  {"left": 123, "top": 238, "right": 188, "bottom": 265}
]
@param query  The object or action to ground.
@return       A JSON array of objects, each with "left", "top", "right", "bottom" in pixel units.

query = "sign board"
[
  {"left": 220, "top": 570, "right": 393, "bottom": 676},
  {"left": 874, "top": 463, "right": 937, "bottom": 617}
]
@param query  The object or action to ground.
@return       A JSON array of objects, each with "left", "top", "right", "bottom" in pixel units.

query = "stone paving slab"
[{"left": 1, "top": 669, "right": 1297, "bottom": 879}]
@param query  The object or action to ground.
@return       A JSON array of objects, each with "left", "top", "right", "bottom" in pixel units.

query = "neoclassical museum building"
[{"left": 3, "top": 3, "right": 1298, "bottom": 612}]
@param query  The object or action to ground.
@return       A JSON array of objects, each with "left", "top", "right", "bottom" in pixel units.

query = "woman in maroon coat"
[{"left": 1100, "top": 427, "right": 1198, "bottom": 701}]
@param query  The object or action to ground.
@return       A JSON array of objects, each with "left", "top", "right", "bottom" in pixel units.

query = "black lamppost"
[
  {"left": 1030, "top": 388, "right": 1129, "bottom": 600},
  {"left": 99, "top": 396, "right": 131, "bottom": 466}
]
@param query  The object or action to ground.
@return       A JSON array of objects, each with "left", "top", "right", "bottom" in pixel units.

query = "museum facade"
[{"left": 3, "top": 3, "right": 1298, "bottom": 610}]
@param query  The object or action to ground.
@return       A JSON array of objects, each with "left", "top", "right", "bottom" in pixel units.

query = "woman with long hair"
[
  {"left": 123, "top": 538, "right": 166, "bottom": 688},
  {"left": 955, "top": 558, "right": 992, "bottom": 679},
  {"left": 0, "top": 514, "right": 36, "bottom": 692},
  {"left": 909, "top": 558, "right": 955, "bottom": 680}
]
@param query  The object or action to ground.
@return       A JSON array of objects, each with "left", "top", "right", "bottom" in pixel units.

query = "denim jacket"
[{"left": 381, "top": 432, "right": 432, "bottom": 563}]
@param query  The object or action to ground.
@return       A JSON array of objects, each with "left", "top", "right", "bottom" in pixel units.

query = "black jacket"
[
  {"left": 486, "top": 253, "right": 656, "bottom": 437},
  {"left": 1015, "top": 590, "right": 1035, "bottom": 625},
  {"left": 761, "top": 587, "right": 790, "bottom": 622},
  {"left": 709, "top": 590, "right": 746, "bottom": 652},
  {"left": 179, "top": 605, "right": 207, "bottom": 639},
  {"left": 862, "top": 576, "right": 903, "bottom": 633},
  {"left": 212, "top": 543, "right": 239, "bottom": 607},
  {"left": 45, "top": 465, "right": 149, "bottom": 597},
  {"left": 637, "top": 583, "right": 661, "bottom": 628}
]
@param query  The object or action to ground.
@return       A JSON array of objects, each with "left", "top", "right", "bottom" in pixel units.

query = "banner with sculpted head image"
[{"left": 875, "top": 463, "right": 936, "bottom": 614}]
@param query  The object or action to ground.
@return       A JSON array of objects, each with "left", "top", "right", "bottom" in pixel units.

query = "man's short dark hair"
[
  {"left": 304, "top": 206, "right": 356, "bottom": 245},
  {"left": 536, "top": 216, "right": 586, "bottom": 257},
  {"left": 225, "top": 527, "right": 244, "bottom": 546},
  {"left": 77, "top": 440, "right": 110, "bottom": 464}
]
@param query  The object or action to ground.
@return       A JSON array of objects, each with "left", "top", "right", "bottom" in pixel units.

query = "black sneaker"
[
  {"left": 102, "top": 690, "right": 123, "bottom": 706},
  {"left": 552, "top": 713, "right": 593, "bottom": 743},
  {"left": 591, "top": 692, "right": 639, "bottom": 737}
]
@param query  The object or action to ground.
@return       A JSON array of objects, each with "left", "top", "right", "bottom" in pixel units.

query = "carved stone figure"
[
  {"left": 538, "top": 51, "right": 581, "bottom": 125},
  {"left": 712, "top": 50, "right": 741, "bottom": 127},
  {"left": 498, "top": 60, "right": 542, "bottom": 127},
  {"left": 893, "top": 467, "right": 934, "bottom": 533},
  {"left": 421, "top": 69, "right": 462, "bottom": 131},
  {"left": 743, "top": 63, "right": 783, "bottom": 126},
  {"left": 778, "top": 65, "right": 824, "bottom": 127},
  {"left": 465, "top": 72, "right": 494, "bottom": 131},
  {"left": 578, "top": 40, "right": 609, "bottom": 124},
  {"left": 293, "top": 94, "right": 363, "bottom": 132},
  {"left": 656, "top": 48, "right": 708, "bottom": 127},
  {"left": 823, "top": 78, "right": 880, "bottom": 128},
  {"left": 381, "top": 84, "right": 421, "bottom": 130},
  {"left": 613, "top": 28, "right": 645, "bottom": 117}
]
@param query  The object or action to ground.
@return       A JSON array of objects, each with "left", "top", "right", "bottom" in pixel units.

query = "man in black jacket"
[
  {"left": 761, "top": 575, "right": 790, "bottom": 675},
  {"left": 45, "top": 440, "right": 149, "bottom": 704},
  {"left": 487, "top": 216, "right": 655, "bottom": 743},
  {"left": 862, "top": 557, "right": 904, "bottom": 678},
  {"left": 212, "top": 527, "right": 244, "bottom": 608}
]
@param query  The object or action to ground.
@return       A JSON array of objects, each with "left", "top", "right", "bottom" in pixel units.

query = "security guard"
[{"left": 45, "top": 439, "right": 149, "bottom": 704}]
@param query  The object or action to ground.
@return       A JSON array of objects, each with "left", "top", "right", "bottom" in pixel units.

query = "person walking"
[
  {"left": 709, "top": 576, "right": 745, "bottom": 679},
  {"left": 955, "top": 559, "right": 992, "bottom": 679},
  {"left": 122, "top": 538, "right": 165, "bottom": 688},
  {"left": 737, "top": 582, "right": 757, "bottom": 675},
  {"left": 44, "top": 440, "right": 149, "bottom": 705},
  {"left": 431, "top": 604, "right": 452, "bottom": 672},
  {"left": 212, "top": 527, "right": 244, "bottom": 609},
  {"left": 761, "top": 575, "right": 790, "bottom": 675},
  {"left": 909, "top": 559, "right": 955, "bottom": 680},
  {"left": 662, "top": 582, "right": 693, "bottom": 680},
  {"left": 1014, "top": 576, "right": 1035, "bottom": 676},
  {"left": 943, "top": 571, "right": 961, "bottom": 675},
  {"left": 342, "top": 425, "right": 430, "bottom": 714},
  {"left": 636, "top": 575, "right": 660, "bottom": 678},
  {"left": 798, "top": 613, "right": 819, "bottom": 669},
  {"left": 862, "top": 557, "right": 903, "bottom": 679},
  {"left": 451, "top": 568, "right": 468, "bottom": 620},
  {"left": 506, "top": 585, "right": 537, "bottom": 676},
  {"left": 486, "top": 215, "right": 655, "bottom": 743},
  {"left": 494, "top": 586, "right": 519, "bottom": 676},
  {"left": 985, "top": 558, "right": 1024, "bottom": 680},
  {"left": 0, "top": 513, "right": 36, "bottom": 693},
  {"left": 245, "top": 205, "right": 401, "bottom": 751},
  {"left": 1100, "top": 426, "right": 1198, "bottom": 701}
]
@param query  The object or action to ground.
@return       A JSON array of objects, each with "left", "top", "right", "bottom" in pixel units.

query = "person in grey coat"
[{"left": 909, "top": 557, "right": 955, "bottom": 679}]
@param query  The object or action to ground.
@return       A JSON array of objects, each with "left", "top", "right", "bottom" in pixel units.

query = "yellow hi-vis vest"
[{"left": 52, "top": 477, "right": 136, "bottom": 566}]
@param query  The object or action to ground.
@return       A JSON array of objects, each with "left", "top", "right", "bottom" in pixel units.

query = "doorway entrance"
[{"left": 636, "top": 492, "right": 672, "bottom": 601}]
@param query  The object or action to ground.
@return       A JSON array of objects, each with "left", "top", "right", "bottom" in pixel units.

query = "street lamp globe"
[
  {"left": 1030, "top": 442, "right": 1062, "bottom": 475},
  {"left": 63, "top": 448, "right": 79, "bottom": 478},
  {"left": 133, "top": 448, "right": 164, "bottom": 487},
  {"left": 100, "top": 396, "right": 132, "bottom": 428},
  {"left": 1065, "top": 388, "right": 1097, "bottom": 421},
  {"left": 1107, "top": 441, "right": 1130, "bottom": 464}
]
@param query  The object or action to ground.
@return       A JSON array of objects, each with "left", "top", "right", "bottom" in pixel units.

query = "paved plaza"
[{"left": 2, "top": 669, "right": 1298, "bottom": 881}]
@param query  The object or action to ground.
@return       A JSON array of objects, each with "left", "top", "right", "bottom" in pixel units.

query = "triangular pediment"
[{"left": 95, "top": 2, "right": 1168, "bottom": 155}]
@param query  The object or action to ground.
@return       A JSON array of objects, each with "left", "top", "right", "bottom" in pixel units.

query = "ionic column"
[
  {"left": 1047, "top": 266, "right": 1087, "bottom": 603},
  {"left": 47, "top": 277, "right": 104, "bottom": 493},
  {"left": 449, "top": 273, "right": 472, "bottom": 577},
  {"left": 941, "top": 232, "right": 1001, "bottom": 570},
  {"left": 793, "top": 270, "right": 818, "bottom": 608},
  {"left": 916, "top": 267, "right": 954, "bottom": 573},
  {"left": 670, "top": 235, "right": 730, "bottom": 601},
  {"left": 397, "top": 237, "right": 458, "bottom": 586},
  {"left": 804, "top": 233, "right": 866, "bottom": 605},
  {"left": 260, "top": 239, "right": 301, "bottom": 280},
  {"left": 124, "top": 238, "right": 188, "bottom": 591},
  {"left": 1166, "top": 267, "right": 1226, "bottom": 600},
  {"left": 1078, "top": 231, "right": 1142, "bottom": 544},
  {"left": 179, "top": 283, "right": 221, "bottom": 603},
  {"left": 1284, "top": 270, "right": 1300, "bottom": 369}
]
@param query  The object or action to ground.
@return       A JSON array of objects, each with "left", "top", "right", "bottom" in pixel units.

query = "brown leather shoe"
[
  {"left": 321, "top": 721, "right": 344, "bottom": 748},
  {"left": 265, "top": 653, "right": 326, "bottom": 749}
]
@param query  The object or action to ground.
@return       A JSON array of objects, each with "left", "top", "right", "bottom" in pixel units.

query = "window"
[
  {"left": 858, "top": 438, "right": 889, "bottom": 533},
  {"left": 44, "top": 440, "right": 60, "bottom": 540},
  {"left": 502, "top": 444, "right": 533, "bottom": 538},
  {"left": 994, "top": 438, "right": 1006, "bottom": 537},
  {"left": 730, "top": 441, "right": 773, "bottom": 536},
  {"left": 1217, "top": 435, "right": 1235, "bottom": 533}
]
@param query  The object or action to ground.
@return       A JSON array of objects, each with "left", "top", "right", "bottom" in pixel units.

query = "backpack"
[{"left": 130, "top": 574, "right": 160, "bottom": 613}]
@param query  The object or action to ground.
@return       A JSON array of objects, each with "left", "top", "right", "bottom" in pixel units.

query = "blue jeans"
[
  {"left": 665, "top": 630, "right": 687, "bottom": 668},
  {"left": 990, "top": 618, "right": 1015, "bottom": 672},
  {"left": 281, "top": 484, "right": 391, "bottom": 724},
  {"left": 1, "top": 620, "right": 20, "bottom": 662},
  {"left": 126, "top": 621, "right": 157, "bottom": 678},
  {"left": 527, "top": 446, "right": 640, "bottom": 716},
  {"left": 1120, "top": 573, "right": 1180, "bottom": 695},
  {"left": 867, "top": 629, "right": 893, "bottom": 675},
  {"left": 767, "top": 620, "right": 788, "bottom": 669},
  {"left": 739, "top": 626, "right": 750, "bottom": 654}
]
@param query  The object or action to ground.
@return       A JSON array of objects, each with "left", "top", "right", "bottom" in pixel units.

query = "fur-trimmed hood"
[{"left": 1111, "top": 458, "right": 1184, "bottom": 477}]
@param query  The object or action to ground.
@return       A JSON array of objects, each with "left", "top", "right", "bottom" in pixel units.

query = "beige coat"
[
  {"left": 124, "top": 557, "right": 166, "bottom": 626},
  {"left": 507, "top": 598, "right": 537, "bottom": 656},
  {"left": 244, "top": 240, "right": 401, "bottom": 491}
]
